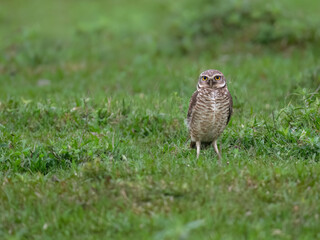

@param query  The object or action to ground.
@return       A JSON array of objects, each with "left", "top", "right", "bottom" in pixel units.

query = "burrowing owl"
[{"left": 187, "top": 69, "right": 233, "bottom": 161}]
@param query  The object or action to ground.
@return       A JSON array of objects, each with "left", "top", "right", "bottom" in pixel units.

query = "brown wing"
[
  {"left": 187, "top": 91, "right": 198, "bottom": 148},
  {"left": 226, "top": 91, "right": 233, "bottom": 125},
  {"left": 187, "top": 90, "right": 198, "bottom": 123}
]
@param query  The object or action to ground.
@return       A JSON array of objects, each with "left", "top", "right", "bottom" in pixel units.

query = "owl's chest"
[
  {"left": 191, "top": 91, "right": 228, "bottom": 140},
  {"left": 196, "top": 91, "right": 222, "bottom": 122}
]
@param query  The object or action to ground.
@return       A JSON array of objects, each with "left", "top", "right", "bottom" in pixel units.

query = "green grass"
[{"left": 1, "top": 0, "right": 320, "bottom": 239}]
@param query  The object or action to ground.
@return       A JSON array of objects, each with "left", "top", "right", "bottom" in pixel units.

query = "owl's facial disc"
[
  {"left": 199, "top": 75, "right": 224, "bottom": 88},
  {"left": 197, "top": 70, "right": 226, "bottom": 90}
]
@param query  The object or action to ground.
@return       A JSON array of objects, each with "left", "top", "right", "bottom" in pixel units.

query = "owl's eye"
[
  {"left": 202, "top": 76, "right": 208, "bottom": 81},
  {"left": 214, "top": 76, "right": 221, "bottom": 81}
]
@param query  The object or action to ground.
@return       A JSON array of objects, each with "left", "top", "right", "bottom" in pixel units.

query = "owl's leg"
[
  {"left": 196, "top": 141, "right": 201, "bottom": 159},
  {"left": 213, "top": 140, "right": 221, "bottom": 164}
]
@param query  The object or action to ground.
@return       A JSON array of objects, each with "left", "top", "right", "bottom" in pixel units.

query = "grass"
[{"left": 0, "top": 0, "right": 320, "bottom": 239}]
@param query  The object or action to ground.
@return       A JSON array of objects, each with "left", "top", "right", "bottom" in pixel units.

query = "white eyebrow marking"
[{"left": 208, "top": 74, "right": 222, "bottom": 79}]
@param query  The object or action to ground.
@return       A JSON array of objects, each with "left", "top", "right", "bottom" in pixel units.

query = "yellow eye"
[
  {"left": 202, "top": 76, "right": 208, "bottom": 81},
  {"left": 214, "top": 76, "right": 221, "bottom": 81}
]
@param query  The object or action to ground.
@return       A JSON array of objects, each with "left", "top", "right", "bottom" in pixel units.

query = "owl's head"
[{"left": 197, "top": 69, "right": 226, "bottom": 90}]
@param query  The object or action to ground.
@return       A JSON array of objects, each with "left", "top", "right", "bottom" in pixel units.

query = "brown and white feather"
[{"left": 187, "top": 69, "right": 233, "bottom": 152}]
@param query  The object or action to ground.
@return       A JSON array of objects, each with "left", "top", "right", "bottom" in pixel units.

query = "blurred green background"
[{"left": 1, "top": 0, "right": 319, "bottom": 108}]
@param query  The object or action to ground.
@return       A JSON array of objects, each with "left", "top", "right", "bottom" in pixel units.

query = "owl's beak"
[{"left": 209, "top": 79, "right": 214, "bottom": 87}]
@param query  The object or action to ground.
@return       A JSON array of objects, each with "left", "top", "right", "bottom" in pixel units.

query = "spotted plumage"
[{"left": 187, "top": 69, "right": 233, "bottom": 161}]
